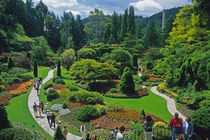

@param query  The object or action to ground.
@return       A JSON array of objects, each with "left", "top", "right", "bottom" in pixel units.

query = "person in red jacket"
[{"left": 169, "top": 112, "right": 183, "bottom": 140}]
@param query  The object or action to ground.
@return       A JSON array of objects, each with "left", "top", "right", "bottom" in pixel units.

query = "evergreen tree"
[
  {"left": 144, "top": 21, "right": 159, "bottom": 48},
  {"left": 110, "top": 12, "right": 119, "bottom": 43},
  {"left": 120, "top": 9, "right": 128, "bottom": 41},
  {"left": 57, "top": 60, "right": 61, "bottom": 77},
  {"left": 140, "top": 109, "right": 146, "bottom": 119},
  {"left": 54, "top": 126, "right": 66, "bottom": 140},
  {"left": 8, "top": 55, "right": 14, "bottom": 69},
  {"left": 132, "top": 54, "right": 138, "bottom": 68},
  {"left": 137, "top": 23, "right": 143, "bottom": 39},
  {"left": 128, "top": 6, "right": 135, "bottom": 34},
  {"left": 0, "top": 105, "right": 11, "bottom": 130},
  {"left": 120, "top": 67, "right": 135, "bottom": 94},
  {"left": 108, "top": 34, "right": 115, "bottom": 44},
  {"left": 34, "top": 61, "right": 38, "bottom": 77}
]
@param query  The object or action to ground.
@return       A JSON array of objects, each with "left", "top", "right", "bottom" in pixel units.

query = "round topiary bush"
[
  {"left": 44, "top": 84, "right": 53, "bottom": 90},
  {"left": 54, "top": 79, "right": 65, "bottom": 85},
  {"left": 69, "top": 86, "right": 79, "bottom": 91},
  {"left": 77, "top": 105, "right": 99, "bottom": 122},
  {"left": 47, "top": 89, "right": 60, "bottom": 101},
  {"left": 110, "top": 88, "right": 118, "bottom": 93},
  {"left": 190, "top": 107, "right": 210, "bottom": 139},
  {"left": 140, "top": 74, "right": 149, "bottom": 82}
]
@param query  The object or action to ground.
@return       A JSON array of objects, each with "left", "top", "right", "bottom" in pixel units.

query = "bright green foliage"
[
  {"left": 70, "top": 59, "right": 117, "bottom": 81},
  {"left": 7, "top": 56, "right": 14, "bottom": 70},
  {"left": 120, "top": 67, "right": 135, "bottom": 95},
  {"left": 33, "top": 61, "right": 38, "bottom": 77},
  {"left": 140, "top": 109, "right": 146, "bottom": 119},
  {"left": 54, "top": 79, "right": 65, "bottom": 85},
  {"left": 191, "top": 107, "right": 210, "bottom": 139},
  {"left": 0, "top": 105, "right": 11, "bottom": 130},
  {"left": 54, "top": 126, "right": 66, "bottom": 140},
  {"left": 61, "top": 49, "right": 75, "bottom": 72},
  {"left": 47, "top": 89, "right": 60, "bottom": 101},
  {"left": 78, "top": 48, "right": 96, "bottom": 60},
  {"left": 57, "top": 60, "right": 61, "bottom": 77},
  {"left": 77, "top": 105, "right": 99, "bottom": 122}
]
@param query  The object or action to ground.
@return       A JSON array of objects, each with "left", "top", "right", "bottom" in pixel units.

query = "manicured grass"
[
  {"left": 104, "top": 87, "right": 172, "bottom": 122},
  {"left": 24, "top": 66, "right": 51, "bottom": 80},
  {"left": 6, "top": 87, "right": 53, "bottom": 140},
  {"left": 54, "top": 68, "right": 73, "bottom": 79}
]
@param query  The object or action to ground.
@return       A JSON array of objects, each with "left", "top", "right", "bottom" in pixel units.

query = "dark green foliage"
[
  {"left": 132, "top": 54, "right": 138, "bottom": 68},
  {"left": 120, "top": 67, "right": 135, "bottom": 94},
  {"left": 110, "top": 88, "right": 118, "bottom": 93},
  {"left": 62, "top": 102, "right": 68, "bottom": 109},
  {"left": 152, "top": 127, "right": 172, "bottom": 140},
  {"left": 100, "top": 107, "right": 106, "bottom": 115},
  {"left": 57, "top": 60, "right": 61, "bottom": 77},
  {"left": 87, "top": 80, "right": 116, "bottom": 93},
  {"left": 0, "top": 105, "right": 11, "bottom": 130},
  {"left": 78, "top": 48, "right": 96, "bottom": 60},
  {"left": 54, "top": 79, "right": 65, "bottom": 85},
  {"left": 33, "top": 61, "right": 38, "bottom": 77},
  {"left": 7, "top": 56, "right": 14, "bottom": 70},
  {"left": 44, "top": 84, "right": 53, "bottom": 90},
  {"left": 191, "top": 107, "right": 210, "bottom": 139},
  {"left": 47, "top": 89, "right": 60, "bottom": 101},
  {"left": 140, "top": 109, "right": 146, "bottom": 119},
  {"left": 141, "top": 74, "right": 150, "bottom": 82},
  {"left": 77, "top": 105, "right": 99, "bottom": 122},
  {"left": 69, "top": 86, "right": 79, "bottom": 91},
  {"left": 128, "top": 6, "right": 135, "bottom": 34},
  {"left": 0, "top": 127, "right": 34, "bottom": 140},
  {"left": 54, "top": 126, "right": 66, "bottom": 140},
  {"left": 69, "top": 91, "right": 104, "bottom": 105}
]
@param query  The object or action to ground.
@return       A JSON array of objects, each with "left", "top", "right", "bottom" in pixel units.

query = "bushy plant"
[
  {"left": 8, "top": 67, "right": 28, "bottom": 75},
  {"left": 140, "top": 110, "right": 146, "bottom": 119},
  {"left": 54, "top": 126, "right": 66, "bottom": 140},
  {"left": 191, "top": 107, "right": 210, "bottom": 139},
  {"left": 57, "top": 60, "right": 61, "bottom": 77},
  {"left": 69, "top": 85, "right": 79, "bottom": 91},
  {"left": 44, "top": 84, "right": 53, "bottom": 90},
  {"left": 77, "top": 105, "right": 99, "bottom": 122},
  {"left": 62, "top": 102, "right": 68, "bottom": 109},
  {"left": 140, "top": 74, "right": 149, "bottom": 81},
  {"left": 107, "top": 103, "right": 124, "bottom": 112},
  {"left": 100, "top": 107, "right": 106, "bottom": 115},
  {"left": 153, "top": 121, "right": 167, "bottom": 128},
  {"left": 54, "top": 79, "right": 65, "bottom": 85},
  {"left": 51, "top": 104, "right": 62, "bottom": 112},
  {"left": 80, "top": 80, "right": 86, "bottom": 85},
  {"left": 0, "top": 105, "right": 11, "bottom": 130},
  {"left": 110, "top": 88, "right": 118, "bottom": 93},
  {"left": 152, "top": 127, "right": 172, "bottom": 140},
  {"left": 7, "top": 56, "right": 14, "bottom": 70},
  {"left": 47, "top": 89, "right": 60, "bottom": 101}
]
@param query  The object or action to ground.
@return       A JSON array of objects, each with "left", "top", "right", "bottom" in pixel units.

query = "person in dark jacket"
[
  {"left": 182, "top": 116, "right": 193, "bottom": 140},
  {"left": 143, "top": 115, "right": 154, "bottom": 140}
]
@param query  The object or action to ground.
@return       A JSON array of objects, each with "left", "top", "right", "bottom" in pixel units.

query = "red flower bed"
[
  {"left": 0, "top": 94, "right": 13, "bottom": 105},
  {"left": 106, "top": 109, "right": 166, "bottom": 123},
  {"left": 52, "top": 85, "right": 66, "bottom": 90},
  {"left": 67, "top": 102, "right": 86, "bottom": 108},
  {"left": 4, "top": 83, "right": 21, "bottom": 91},
  {"left": 136, "top": 90, "right": 148, "bottom": 95},
  {"left": 90, "top": 116, "right": 131, "bottom": 130}
]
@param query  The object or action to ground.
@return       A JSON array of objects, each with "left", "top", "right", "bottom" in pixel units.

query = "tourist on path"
[
  {"left": 170, "top": 112, "right": 183, "bottom": 140},
  {"left": 50, "top": 112, "right": 56, "bottom": 129},
  {"left": 33, "top": 80, "right": 36, "bottom": 89},
  {"left": 33, "top": 102, "right": 37, "bottom": 117},
  {"left": 45, "top": 103, "right": 49, "bottom": 112},
  {"left": 41, "top": 100, "right": 44, "bottom": 113},
  {"left": 36, "top": 84, "right": 40, "bottom": 96},
  {"left": 58, "top": 120, "right": 63, "bottom": 129},
  {"left": 116, "top": 126, "right": 125, "bottom": 140},
  {"left": 143, "top": 115, "right": 154, "bottom": 140},
  {"left": 182, "top": 116, "right": 194, "bottom": 140},
  {"left": 86, "top": 133, "right": 91, "bottom": 140},
  {"left": 38, "top": 102, "right": 42, "bottom": 116},
  {"left": 63, "top": 126, "right": 68, "bottom": 136},
  {"left": 46, "top": 109, "right": 51, "bottom": 124},
  {"left": 80, "top": 123, "right": 86, "bottom": 140}
]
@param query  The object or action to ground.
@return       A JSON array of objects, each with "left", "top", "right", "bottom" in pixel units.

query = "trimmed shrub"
[
  {"left": 69, "top": 86, "right": 79, "bottom": 91},
  {"left": 107, "top": 103, "right": 124, "bottom": 112},
  {"left": 0, "top": 105, "right": 11, "bottom": 130},
  {"left": 8, "top": 67, "right": 28, "bottom": 75},
  {"left": 8, "top": 56, "right": 14, "bottom": 70},
  {"left": 44, "top": 84, "right": 53, "bottom": 90},
  {"left": 57, "top": 60, "right": 61, "bottom": 77},
  {"left": 191, "top": 107, "right": 210, "bottom": 139},
  {"left": 62, "top": 102, "right": 68, "bottom": 109},
  {"left": 54, "top": 126, "right": 66, "bottom": 140},
  {"left": 54, "top": 79, "right": 65, "bottom": 85},
  {"left": 110, "top": 88, "right": 118, "bottom": 93},
  {"left": 77, "top": 105, "right": 99, "bottom": 122},
  {"left": 140, "top": 74, "right": 149, "bottom": 81},
  {"left": 80, "top": 80, "right": 86, "bottom": 85},
  {"left": 47, "top": 89, "right": 60, "bottom": 101},
  {"left": 34, "top": 61, "right": 38, "bottom": 77}
]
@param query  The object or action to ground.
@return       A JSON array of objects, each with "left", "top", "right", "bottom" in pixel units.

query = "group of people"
[
  {"left": 33, "top": 77, "right": 42, "bottom": 96},
  {"left": 33, "top": 101, "right": 44, "bottom": 117}
]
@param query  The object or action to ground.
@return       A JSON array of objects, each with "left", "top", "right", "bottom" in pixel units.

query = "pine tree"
[
  {"left": 57, "top": 60, "right": 61, "bottom": 77},
  {"left": 8, "top": 56, "right": 14, "bottom": 69},
  {"left": 120, "top": 9, "right": 128, "bottom": 41},
  {"left": 0, "top": 105, "right": 11, "bottom": 130},
  {"left": 137, "top": 23, "right": 143, "bottom": 39},
  {"left": 120, "top": 67, "right": 135, "bottom": 94},
  {"left": 34, "top": 61, "right": 38, "bottom": 77},
  {"left": 110, "top": 12, "right": 119, "bottom": 43},
  {"left": 128, "top": 6, "right": 135, "bottom": 34},
  {"left": 140, "top": 109, "right": 146, "bottom": 119},
  {"left": 54, "top": 126, "right": 66, "bottom": 140},
  {"left": 132, "top": 54, "right": 138, "bottom": 68}
]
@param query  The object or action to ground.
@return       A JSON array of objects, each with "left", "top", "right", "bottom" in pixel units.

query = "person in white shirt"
[
  {"left": 80, "top": 123, "right": 86, "bottom": 140},
  {"left": 117, "top": 126, "right": 125, "bottom": 140},
  {"left": 45, "top": 103, "right": 49, "bottom": 112},
  {"left": 182, "top": 116, "right": 193, "bottom": 140}
]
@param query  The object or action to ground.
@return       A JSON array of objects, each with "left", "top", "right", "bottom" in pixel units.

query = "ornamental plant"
[{"left": 77, "top": 105, "right": 99, "bottom": 122}]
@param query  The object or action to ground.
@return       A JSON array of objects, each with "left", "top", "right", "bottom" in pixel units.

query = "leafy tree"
[
  {"left": 33, "top": 61, "right": 38, "bottom": 77},
  {"left": 57, "top": 60, "right": 61, "bottom": 77},
  {"left": 7, "top": 55, "right": 14, "bottom": 69},
  {"left": 61, "top": 49, "right": 75, "bottom": 72},
  {"left": 77, "top": 105, "right": 99, "bottom": 122},
  {"left": 191, "top": 107, "right": 210, "bottom": 139},
  {"left": 120, "top": 67, "right": 135, "bottom": 95},
  {"left": 54, "top": 126, "right": 66, "bottom": 140},
  {"left": 0, "top": 105, "right": 11, "bottom": 130},
  {"left": 78, "top": 48, "right": 96, "bottom": 60}
]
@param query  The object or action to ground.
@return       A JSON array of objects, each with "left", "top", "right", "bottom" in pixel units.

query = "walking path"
[
  {"left": 28, "top": 69, "right": 81, "bottom": 140},
  {"left": 138, "top": 70, "right": 186, "bottom": 120}
]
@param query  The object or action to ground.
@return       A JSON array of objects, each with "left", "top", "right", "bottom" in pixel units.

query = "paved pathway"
[
  {"left": 28, "top": 69, "right": 81, "bottom": 140},
  {"left": 138, "top": 70, "right": 186, "bottom": 120}
]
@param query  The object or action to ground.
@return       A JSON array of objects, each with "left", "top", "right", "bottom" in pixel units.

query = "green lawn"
[
  {"left": 6, "top": 87, "right": 53, "bottom": 140},
  {"left": 24, "top": 66, "right": 51, "bottom": 80},
  {"left": 104, "top": 87, "right": 172, "bottom": 122},
  {"left": 54, "top": 68, "right": 72, "bottom": 79}
]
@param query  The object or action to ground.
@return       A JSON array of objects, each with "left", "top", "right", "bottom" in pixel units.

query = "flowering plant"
[
  {"left": 52, "top": 85, "right": 66, "bottom": 90},
  {"left": 9, "top": 80, "right": 34, "bottom": 95},
  {"left": 4, "top": 83, "right": 21, "bottom": 91}
]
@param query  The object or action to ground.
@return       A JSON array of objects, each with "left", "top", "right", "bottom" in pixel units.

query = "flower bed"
[
  {"left": 67, "top": 102, "right": 86, "bottom": 108},
  {"left": 52, "top": 85, "right": 66, "bottom": 90},
  {"left": 136, "top": 90, "right": 148, "bottom": 95},
  {"left": 4, "top": 83, "right": 22, "bottom": 91},
  {"left": 158, "top": 83, "right": 178, "bottom": 97},
  {"left": 90, "top": 116, "right": 131, "bottom": 130},
  {"left": 59, "top": 88, "right": 71, "bottom": 98}
]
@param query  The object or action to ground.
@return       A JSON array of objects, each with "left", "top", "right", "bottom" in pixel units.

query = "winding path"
[
  {"left": 28, "top": 69, "right": 81, "bottom": 140},
  {"left": 138, "top": 70, "right": 186, "bottom": 120}
]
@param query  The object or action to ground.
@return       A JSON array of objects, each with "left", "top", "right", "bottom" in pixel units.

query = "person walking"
[
  {"left": 46, "top": 109, "right": 51, "bottom": 124},
  {"left": 63, "top": 126, "right": 68, "bottom": 137},
  {"left": 41, "top": 100, "right": 44, "bottom": 113},
  {"left": 33, "top": 80, "right": 36, "bottom": 89},
  {"left": 80, "top": 123, "right": 86, "bottom": 140},
  {"left": 38, "top": 102, "right": 42, "bottom": 117},
  {"left": 116, "top": 126, "right": 125, "bottom": 140},
  {"left": 143, "top": 115, "right": 154, "bottom": 140},
  {"left": 183, "top": 116, "right": 193, "bottom": 140},
  {"left": 33, "top": 102, "right": 38, "bottom": 117},
  {"left": 36, "top": 84, "right": 40, "bottom": 96},
  {"left": 170, "top": 112, "right": 183, "bottom": 140},
  {"left": 45, "top": 103, "right": 49, "bottom": 112},
  {"left": 50, "top": 112, "right": 56, "bottom": 129}
]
